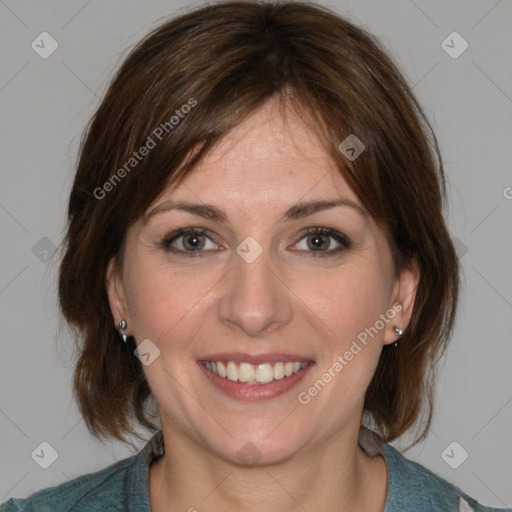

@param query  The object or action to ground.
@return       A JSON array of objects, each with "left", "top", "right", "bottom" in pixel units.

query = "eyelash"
[{"left": 160, "top": 227, "right": 351, "bottom": 259}]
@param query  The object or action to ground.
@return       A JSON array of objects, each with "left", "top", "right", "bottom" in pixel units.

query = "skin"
[{"left": 107, "top": 96, "right": 419, "bottom": 512}]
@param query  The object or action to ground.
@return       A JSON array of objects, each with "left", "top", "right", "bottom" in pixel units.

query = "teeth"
[
  {"left": 255, "top": 363, "right": 274, "bottom": 384},
  {"left": 203, "top": 359, "right": 309, "bottom": 384},
  {"left": 226, "top": 361, "right": 238, "bottom": 382},
  {"left": 217, "top": 361, "right": 227, "bottom": 377},
  {"left": 273, "top": 362, "right": 285, "bottom": 380},
  {"left": 238, "top": 362, "right": 255, "bottom": 382}
]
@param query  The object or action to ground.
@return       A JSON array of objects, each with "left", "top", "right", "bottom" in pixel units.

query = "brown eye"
[
  {"left": 181, "top": 232, "right": 206, "bottom": 251},
  {"left": 162, "top": 228, "right": 220, "bottom": 257},
  {"left": 293, "top": 227, "right": 351, "bottom": 257},
  {"left": 306, "top": 233, "right": 331, "bottom": 251}
]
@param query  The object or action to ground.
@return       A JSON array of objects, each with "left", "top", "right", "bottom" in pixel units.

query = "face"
[{"left": 107, "top": 98, "right": 418, "bottom": 465}]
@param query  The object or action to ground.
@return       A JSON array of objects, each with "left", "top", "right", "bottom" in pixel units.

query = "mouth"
[
  {"left": 200, "top": 359, "right": 310, "bottom": 384},
  {"left": 198, "top": 353, "right": 314, "bottom": 401}
]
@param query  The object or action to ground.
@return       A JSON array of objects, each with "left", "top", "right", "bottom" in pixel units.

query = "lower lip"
[{"left": 198, "top": 362, "right": 314, "bottom": 401}]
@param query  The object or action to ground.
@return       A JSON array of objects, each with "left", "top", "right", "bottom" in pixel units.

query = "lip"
[{"left": 197, "top": 355, "right": 315, "bottom": 402}]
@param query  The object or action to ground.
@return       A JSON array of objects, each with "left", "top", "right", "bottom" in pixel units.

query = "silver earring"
[
  {"left": 391, "top": 327, "right": 403, "bottom": 347},
  {"left": 118, "top": 320, "right": 129, "bottom": 343}
]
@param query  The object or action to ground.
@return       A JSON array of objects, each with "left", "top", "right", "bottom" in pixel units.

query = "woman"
[{"left": 1, "top": 1, "right": 508, "bottom": 511}]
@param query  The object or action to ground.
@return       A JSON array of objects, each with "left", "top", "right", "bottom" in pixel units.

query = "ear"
[
  {"left": 106, "top": 257, "right": 130, "bottom": 330},
  {"left": 383, "top": 259, "right": 420, "bottom": 346}
]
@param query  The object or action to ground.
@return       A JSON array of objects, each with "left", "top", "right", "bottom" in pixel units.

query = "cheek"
[
  {"left": 296, "top": 261, "right": 392, "bottom": 344},
  {"left": 123, "top": 257, "right": 220, "bottom": 343},
  {"left": 290, "top": 264, "right": 391, "bottom": 426}
]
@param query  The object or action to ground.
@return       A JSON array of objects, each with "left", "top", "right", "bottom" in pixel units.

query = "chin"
[{"left": 203, "top": 421, "right": 310, "bottom": 467}]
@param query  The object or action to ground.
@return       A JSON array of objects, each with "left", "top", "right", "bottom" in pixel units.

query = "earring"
[
  {"left": 392, "top": 327, "right": 403, "bottom": 347},
  {"left": 118, "top": 320, "right": 129, "bottom": 343}
]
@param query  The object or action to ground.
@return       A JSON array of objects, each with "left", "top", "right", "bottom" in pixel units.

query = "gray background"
[{"left": 1, "top": 0, "right": 511, "bottom": 508}]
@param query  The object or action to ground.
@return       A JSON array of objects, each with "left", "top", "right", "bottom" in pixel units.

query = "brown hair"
[{"left": 58, "top": 0, "right": 459, "bottom": 447}]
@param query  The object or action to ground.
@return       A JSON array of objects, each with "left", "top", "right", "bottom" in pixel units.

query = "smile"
[
  {"left": 198, "top": 355, "right": 314, "bottom": 401},
  {"left": 201, "top": 360, "right": 310, "bottom": 385}
]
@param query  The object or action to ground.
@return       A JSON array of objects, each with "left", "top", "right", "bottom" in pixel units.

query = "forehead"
[{"left": 158, "top": 99, "right": 360, "bottom": 210}]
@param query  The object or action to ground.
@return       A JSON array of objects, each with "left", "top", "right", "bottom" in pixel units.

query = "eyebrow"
[{"left": 143, "top": 198, "right": 367, "bottom": 225}]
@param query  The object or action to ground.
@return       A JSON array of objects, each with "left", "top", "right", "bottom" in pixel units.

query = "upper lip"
[{"left": 199, "top": 353, "right": 314, "bottom": 365}]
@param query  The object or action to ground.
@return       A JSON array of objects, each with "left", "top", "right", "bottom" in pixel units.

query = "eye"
[
  {"left": 161, "top": 228, "right": 220, "bottom": 257},
  {"left": 292, "top": 227, "right": 351, "bottom": 257},
  {"left": 160, "top": 226, "right": 351, "bottom": 259}
]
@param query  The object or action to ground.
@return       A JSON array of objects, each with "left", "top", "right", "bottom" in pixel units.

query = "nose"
[{"left": 217, "top": 244, "right": 293, "bottom": 338}]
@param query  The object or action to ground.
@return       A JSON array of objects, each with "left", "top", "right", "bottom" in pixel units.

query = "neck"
[{"left": 149, "top": 423, "right": 388, "bottom": 512}]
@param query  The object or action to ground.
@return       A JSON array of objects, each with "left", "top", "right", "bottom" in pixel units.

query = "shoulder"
[
  {"left": 0, "top": 431, "right": 164, "bottom": 512},
  {"left": 0, "top": 456, "right": 136, "bottom": 512},
  {"left": 380, "top": 441, "right": 510, "bottom": 512}
]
